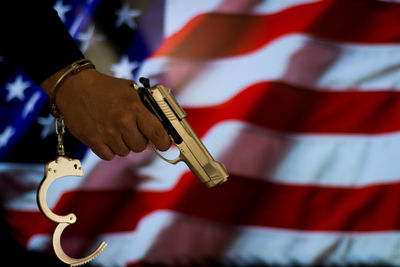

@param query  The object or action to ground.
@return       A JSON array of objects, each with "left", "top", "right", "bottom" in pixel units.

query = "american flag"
[{"left": 1, "top": 0, "right": 400, "bottom": 266}]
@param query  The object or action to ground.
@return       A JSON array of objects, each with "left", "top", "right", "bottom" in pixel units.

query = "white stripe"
[
  {"left": 164, "top": 0, "right": 321, "bottom": 37},
  {"left": 60, "top": 120, "right": 400, "bottom": 192},
  {"left": 102, "top": 120, "right": 400, "bottom": 190},
  {"left": 5, "top": 119, "right": 400, "bottom": 211},
  {"left": 0, "top": 163, "right": 43, "bottom": 211},
  {"left": 28, "top": 210, "right": 400, "bottom": 266},
  {"left": 316, "top": 42, "right": 400, "bottom": 89},
  {"left": 211, "top": 121, "right": 400, "bottom": 187},
  {"left": 140, "top": 34, "right": 302, "bottom": 106},
  {"left": 139, "top": 34, "right": 400, "bottom": 107},
  {"left": 226, "top": 227, "right": 400, "bottom": 266}
]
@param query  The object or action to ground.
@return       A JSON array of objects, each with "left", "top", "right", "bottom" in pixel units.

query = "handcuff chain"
[{"left": 55, "top": 117, "right": 65, "bottom": 156}]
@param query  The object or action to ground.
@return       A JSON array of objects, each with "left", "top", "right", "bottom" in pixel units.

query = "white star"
[
  {"left": 22, "top": 91, "right": 42, "bottom": 118},
  {"left": 37, "top": 115, "right": 56, "bottom": 139},
  {"left": 53, "top": 0, "right": 72, "bottom": 23},
  {"left": 115, "top": 3, "right": 141, "bottom": 29},
  {"left": 0, "top": 126, "right": 15, "bottom": 148},
  {"left": 5, "top": 75, "right": 31, "bottom": 102},
  {"left": 76, "top": 25, "right": 105, "bottom": 52},
  {"left": 110, "top": 55, "right": 138, "bottom": 80}
]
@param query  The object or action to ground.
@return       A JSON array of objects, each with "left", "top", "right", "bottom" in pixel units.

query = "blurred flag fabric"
[{"left": 1, "top": 0, "right": 400, "bottom": 266}]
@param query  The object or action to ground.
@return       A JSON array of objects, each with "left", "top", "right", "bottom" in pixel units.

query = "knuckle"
[
  {"left": 121, "top": 102, "right": 142, "bottom": 118},
  {"left": 83, "top": 136, "right": 98, "bottom": 148},
  {"left": 130, "top": 102, "right": 142, "bottom": 113},
  {"left": 152, "top": 126, "right": 168, "bottom": 140},
  {"left": 101, "top": 153, "right": 115, "bottom": 161},
  {"left": 132, "top": 141, "right": 147, "bottom": 153},
  {"left": 157, "top": 141, "right": 171, "bottom": 152},
  {"left": 114, "top": 113, "right": 132, "bottom": 130},
  {"left": 116, "top": 148, "right": 130, "bottom": 157},
  {"left": 151, "top": 127, "right": 171, "bottom": 151},
  {"left": 92, "top": 145, "right": 115, "bottom": 161},
  {"left": 102, "top": 127, "right": 117, "bottom": 139},
  {"left": 100, "top": 153, "right": 114, "bottom": 161}
]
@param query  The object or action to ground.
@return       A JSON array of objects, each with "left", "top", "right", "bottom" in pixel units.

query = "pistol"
[{"left": 131, "top": 78, "right": 228, "bottom": 187}]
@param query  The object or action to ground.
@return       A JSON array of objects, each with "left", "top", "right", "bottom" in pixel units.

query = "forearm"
[
  {"left": 0, "top": 1, "right": 171, "bottom": 160},
  {"left": 0, "top": 1, "right": 84, "bottom": 86}
]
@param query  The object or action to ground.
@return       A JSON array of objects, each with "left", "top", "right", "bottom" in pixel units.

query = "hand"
[{"left": 41, "top": 68, "right": 171, "bottom": 160}]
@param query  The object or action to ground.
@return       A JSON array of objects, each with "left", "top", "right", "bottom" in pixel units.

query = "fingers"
[
  {"left": 99, "top": 102, "right": 170, "bottom": 159},
  {"left": 106, "top": 134, "right": 130, "bottom": 157},
  {"left": 121, "top": 123, "right": 148, "bottom": 153},
  {"left": 119, "top": 105, "right": 171, "bottom": 153},
  {"left": 90, "top": 142, "right": 115, "bottom": 161},
  {"left": 116, "top": 88, "right": 171, "bottom": 153},
  {"left": 83, "top": 109, "right": 170, "bottom": 160},
  {"left": 137, "top": 109, "right": 171, "bottom": 151},
  {"left": 59, "top": 72, "right": 171, "bottom": 160}
]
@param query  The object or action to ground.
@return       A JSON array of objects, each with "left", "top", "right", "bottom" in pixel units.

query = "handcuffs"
[{"left": 36, "top": 59, "right": 106, "bottom": 266}]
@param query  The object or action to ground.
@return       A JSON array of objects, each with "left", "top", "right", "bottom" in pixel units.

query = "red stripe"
[
  {"left": 7, "top": 172, "right": 400, "bottom": 246},
  {"left": 154, "top": 0, "right": 400, "bottom": 59},
  {"left": 183, "top": 81, "right": 400, "bottom": 136}
]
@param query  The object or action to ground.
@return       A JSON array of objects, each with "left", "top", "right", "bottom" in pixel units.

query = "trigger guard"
[{"left": 150, "top": 145, "right": 181, "bottom": 164}]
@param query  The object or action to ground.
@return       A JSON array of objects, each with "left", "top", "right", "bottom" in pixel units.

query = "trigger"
[{"left": 150, "top": 145, "right": 181, "bottom": 164}]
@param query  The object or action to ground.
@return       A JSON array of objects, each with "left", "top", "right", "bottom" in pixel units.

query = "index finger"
[{"left": 137, "top": 107, "right": 171, "bottom": 151}]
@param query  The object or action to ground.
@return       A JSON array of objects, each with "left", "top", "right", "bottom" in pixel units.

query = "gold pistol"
[{"left": 131, "top": 78, "right": 228, "bottom": 187}]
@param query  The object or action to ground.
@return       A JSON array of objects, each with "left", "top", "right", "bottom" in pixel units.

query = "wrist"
[
  {"left": 40, "top": 64, "right": 71, "bottom": 95},
  {"left": 40, "top": 59, "right": 96, "bottom": 118}
]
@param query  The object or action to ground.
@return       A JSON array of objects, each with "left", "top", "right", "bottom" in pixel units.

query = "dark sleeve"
[{"left": 0, "top": 0, "right": 84, "bottom": 85}]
